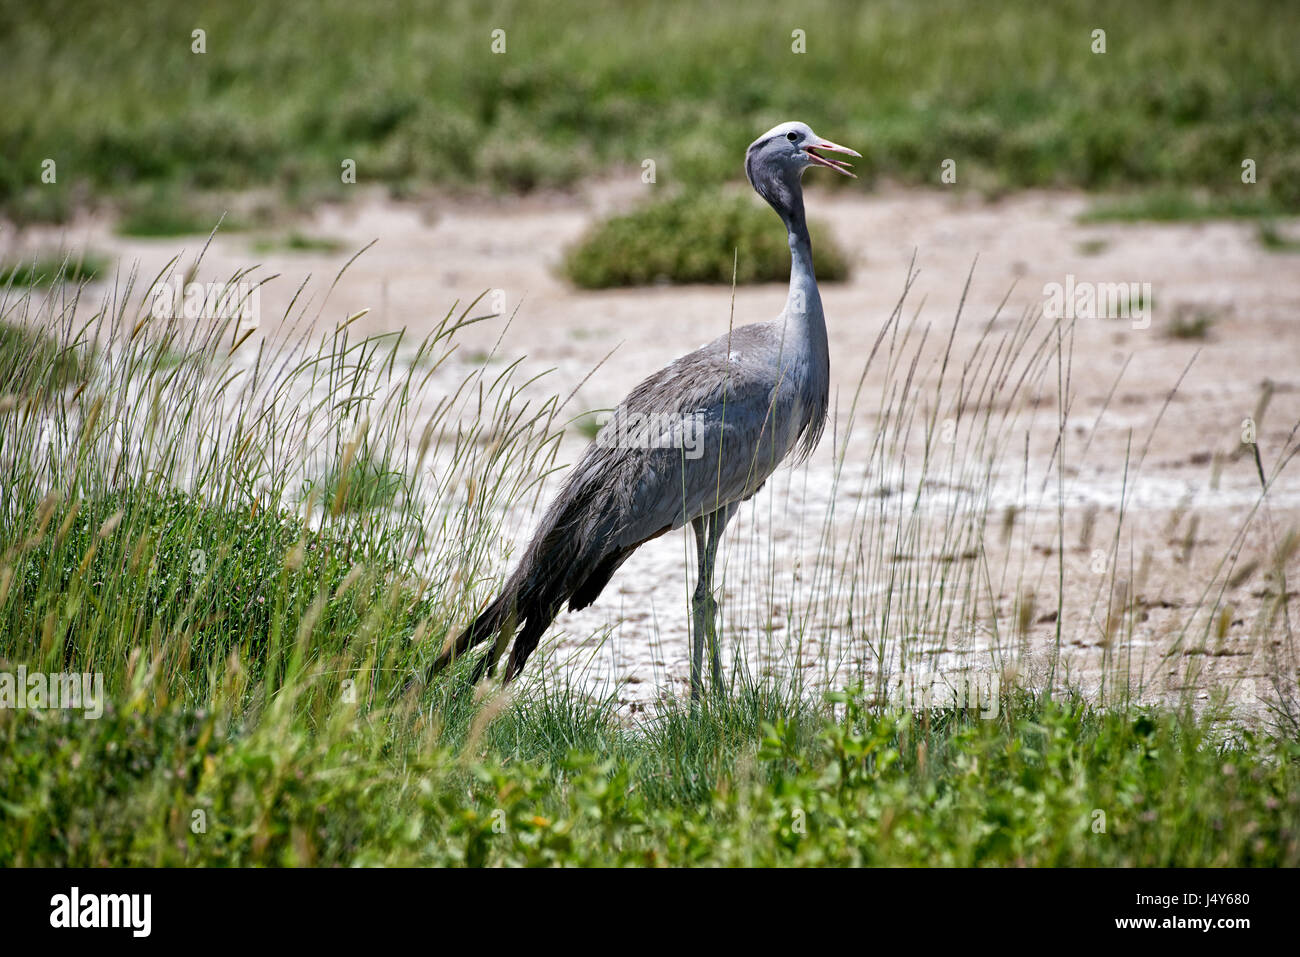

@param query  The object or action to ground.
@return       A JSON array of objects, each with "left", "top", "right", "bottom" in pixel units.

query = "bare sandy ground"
[{"left": 12, "top": 183, "right": 1300, "bottom": 715}]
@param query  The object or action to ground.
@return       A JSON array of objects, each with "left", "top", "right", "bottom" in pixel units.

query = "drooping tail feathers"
[
  {"left": 427, "top": 588, "right": 520, "bottom": 681},
  {"left": 423, "top": 469, "right": 667, "bottom": 685},
  {"left": 423, "top": 464, "right": 678, "bottom": 685}
]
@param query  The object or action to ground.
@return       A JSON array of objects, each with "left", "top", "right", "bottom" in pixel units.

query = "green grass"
[
  {"left": 1257, "top": 222, "right": 1300, "bottom": 252},
  {"left": 1079, "top": 189, "right": 1288, "bottom": 224},
  {"left": 251, "top": 232, "right": 348, "bottom": 255},
  {"left": 8, "top": 487, "right": 376, "bottom": 679},
  {"left": 312, "top": 448, "right": 409, "bottom": 514},
  {"left": 564, "top": 192, "right": 850, "bottom": 287},
  {"left": 1, "top": 1, "right": 1298, "bottom": 222},
  {"left": 0, "top": 257, "right": 1296, "bottom": 867},
  {"left": 115, "top": 195, "right": 248, "bottom": 238},
  {"left": 0, "top": 320, "right": 92, "bottom": 398},
  {"left": 573, "top": 411, "right": 605, "bottom": 441},
  {"left": 0, "top": 252, "right": 109, "bottom": 288},
  {"left": 1164, "top": 307, "right": 1218, "bottom": 341},
  {"left": 3, "top": 668, "right": 1296, "bottom": 865}
]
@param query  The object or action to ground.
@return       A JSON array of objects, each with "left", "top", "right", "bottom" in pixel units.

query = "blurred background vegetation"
[{"left": 1, "top": 0, "right": 1297, "bottom": 226}]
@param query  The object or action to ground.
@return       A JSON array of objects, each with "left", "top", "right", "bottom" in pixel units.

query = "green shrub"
[{"left": 562, "top": 192, "right": 851, "bottom": 288}]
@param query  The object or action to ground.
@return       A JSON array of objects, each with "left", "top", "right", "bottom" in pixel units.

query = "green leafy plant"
[{"left": 563, "top": 192, "right": 850, "bottom": 288}]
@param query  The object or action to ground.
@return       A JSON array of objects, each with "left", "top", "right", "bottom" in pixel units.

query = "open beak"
[{"left": 804, "top": 138, "right": 861, "bottom": 177}]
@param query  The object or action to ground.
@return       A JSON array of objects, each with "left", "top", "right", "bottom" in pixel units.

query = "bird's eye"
[{"left": 786, "top": 132, "right": 798, "bottom": 141}]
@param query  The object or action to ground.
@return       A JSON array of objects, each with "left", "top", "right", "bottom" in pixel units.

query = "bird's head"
[{"left": 745, "top": 121, "right": 860, "bottom": 220}]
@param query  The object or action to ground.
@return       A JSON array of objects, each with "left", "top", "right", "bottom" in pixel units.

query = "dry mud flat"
[{"left": 24, "top": 185, "right": 1300, "bottom": 712}]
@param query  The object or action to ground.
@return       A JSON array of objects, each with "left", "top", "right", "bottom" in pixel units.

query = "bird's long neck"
[{"left": 777, "top": 186, "right": 827, "bottom": 359}]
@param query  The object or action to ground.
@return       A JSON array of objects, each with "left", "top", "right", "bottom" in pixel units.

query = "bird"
[{"left": 426, "top": 121, "right": 858, "bottom": 700}]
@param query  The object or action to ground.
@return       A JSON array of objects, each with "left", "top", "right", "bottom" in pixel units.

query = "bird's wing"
[{"left": 569, "top": 322, "right": 807, "bottom": 549}]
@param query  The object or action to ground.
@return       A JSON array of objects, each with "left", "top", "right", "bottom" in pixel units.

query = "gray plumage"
[{"left": 428, "top": 121, "right": 859, "bottom": 697}]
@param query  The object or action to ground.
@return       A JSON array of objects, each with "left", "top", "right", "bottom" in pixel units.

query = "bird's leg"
[
  {"left": 690, "top": 516, "right": 710, "bottom": 703},
  {"left": 702, "top": 506, "right": 734, "bottom": 692}
]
